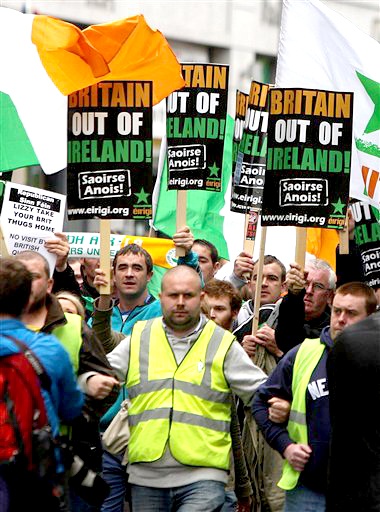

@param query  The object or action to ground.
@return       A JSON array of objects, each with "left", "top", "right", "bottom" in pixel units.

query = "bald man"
[{"left": 82, "top": 266, "right": 267, "bottom": 512}]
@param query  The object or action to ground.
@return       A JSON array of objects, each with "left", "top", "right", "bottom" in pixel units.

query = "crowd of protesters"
[{"left": 1, "top": 214, "right": 379, "bottom": 512}]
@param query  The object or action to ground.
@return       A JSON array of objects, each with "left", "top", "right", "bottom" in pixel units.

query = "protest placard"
[
  {"left": 166, "top": 63, "right": 229, "bottom": 191},
  {"left": 261, "top": 88, "right": 353, "bottom": 229},
  {"left": 67, "top": 81, "right": 153, "bottom": 220},
  {"left": 231, "top": 81, "right": 269, "bottom": 214},
  {"left": 351, "top": 201, "right": 380, "bottom": 288},
  {"left": 1, "top": 182, "right": 66, "bottom": 273},
  {"left": 245, "top": 208, "right": 260, "bottom": 242},
  {"left": 231, "top": 89, "right": 248, "bottom": 189}
]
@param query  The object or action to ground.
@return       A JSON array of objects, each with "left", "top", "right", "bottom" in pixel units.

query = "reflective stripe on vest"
[
  {"left": 52, "top": 312, "right": 82, "bottom": 374},
  {"left": 278, "top": 338, "right": 326, "bottom": 490},
  {"left": 126, "top": 317, "right": 235, "bottom": 469}
]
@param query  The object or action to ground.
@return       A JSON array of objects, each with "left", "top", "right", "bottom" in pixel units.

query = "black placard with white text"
[
  {"left": 351, "top": 200, "right": 380, "bottom": 288},
  {"left": 231, "top": 81, "right": 269, "bottom": 214},
  {"left": 67, "top": 81, "right": 153, "bottom": 220},
  {"left": 166, "top": 63, "right": 229, "bottom": 191},
  {"left": 261, "top": 88, "right": 353, "bottom": 229}
]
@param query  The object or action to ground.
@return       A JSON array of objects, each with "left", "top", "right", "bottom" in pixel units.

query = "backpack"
[{"left": 0, "top": 339, "right": 49, "bottom": 471}]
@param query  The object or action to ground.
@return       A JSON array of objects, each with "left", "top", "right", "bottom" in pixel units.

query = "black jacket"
[
  {"left": 327, "top": 311, "right": 380, "bottom": 511},
  {"left": 275, "top": 289, "right": 330, "bottom": 354}
]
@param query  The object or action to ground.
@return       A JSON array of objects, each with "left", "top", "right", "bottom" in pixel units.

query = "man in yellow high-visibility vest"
[
  {"left": 252, "top": 282, "right": 377, "bottom": 512},
  {"left": 83, "top": 265, "right": 267, "bottom": 512}
]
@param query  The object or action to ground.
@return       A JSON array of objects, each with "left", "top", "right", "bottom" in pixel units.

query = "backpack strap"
[{"left": 3, "top": 334, "right": 51, "bottom": 392}]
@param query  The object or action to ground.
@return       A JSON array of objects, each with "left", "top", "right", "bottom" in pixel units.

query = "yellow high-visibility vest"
[
  {"left": 278, "top": 338, "right": 325, "bottom": 490},
  {"left": 53, "top": 313, "right": 82, "bottom": 374},
  {"left": 127, "top": 317, "right": 235, "bottom": 469}
]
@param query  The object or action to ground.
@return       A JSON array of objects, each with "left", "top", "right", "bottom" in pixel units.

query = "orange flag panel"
[
  {"left": 32, "top": 14, "right": 185, "bottom": 104},
  {"left": 306, "top": 227, "right": 339, "bottom": 271}
]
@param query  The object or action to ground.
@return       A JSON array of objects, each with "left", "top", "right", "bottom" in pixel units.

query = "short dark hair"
[
  {"left": 254, "top": 255, "right": 287, "bottom": 282},
  {"left": 203, "top": 279, "right": 242, "bottom": 312},
  {"left": 15, "top": 250, "right": 50, "bottom": 278},
  {"left": 336, "top": 282, "right": 377, "bottom": 316},
  {"left": 112, "top": 244, "right": 153, "bottom": 274},
  {"left": 0, "top": 258, "right": 32, "bottom": 316},
  {"left": 193, "top": 239, "right": 219, "bottom": 264}
]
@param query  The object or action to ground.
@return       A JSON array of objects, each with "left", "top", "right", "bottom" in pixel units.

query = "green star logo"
[
  {"left": 331, "top": 198, "right": 345, "bottom": 215},
  {"left": 134, "top": 187, "right": 150, "bottom": 204},
  {"left": 208, "top": 162, "right": 220, "bottom": 177},
  {"left": 356, "top": 71, "right": 380, "bottom": 134}
]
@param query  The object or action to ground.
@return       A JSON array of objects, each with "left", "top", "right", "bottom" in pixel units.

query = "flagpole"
[
  {"left": 338, "top": 210, "right": 349, "bottom": 254},
  {"left": 0, "top": 226, "right": 9, "bottom": 258},
  {"left": 295, "top": 227, "right": 307, "bottom": 270},
  {"left": 24, "top": 1, "right": 32, "bottom": 14},
  {"left": 251, "top": 225, "right": 267, "bottom": 337},
  {"left": 99, "top": 219, "right": 111, "bottom": 295},
  {"left": 176, "top": 190, "right": 187, "bottom": 257}
]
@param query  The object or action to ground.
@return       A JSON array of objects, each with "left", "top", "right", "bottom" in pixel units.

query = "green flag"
[{"left": 0, "top": 92, "right": 38, "bottom": 172}]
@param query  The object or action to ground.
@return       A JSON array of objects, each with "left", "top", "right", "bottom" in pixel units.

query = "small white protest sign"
[{"left": 1, "top": 182, "right": 66, "bottom": 275}]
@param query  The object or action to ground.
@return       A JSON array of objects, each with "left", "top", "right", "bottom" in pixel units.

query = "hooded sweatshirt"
[{"left": 0, "top": 318, "right": 83, "bottom": 436}]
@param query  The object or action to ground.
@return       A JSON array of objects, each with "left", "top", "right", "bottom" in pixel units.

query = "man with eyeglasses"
[
  {"left": 274, "top": 259, "right": 336, "bottom": 355},
  {"left": 252, "top": 282, "right": 378, "bottom": 512}
]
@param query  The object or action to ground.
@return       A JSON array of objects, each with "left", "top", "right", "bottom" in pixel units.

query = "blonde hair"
[{"left": 56, "top": 291, "right": 85, "bottom": 319}]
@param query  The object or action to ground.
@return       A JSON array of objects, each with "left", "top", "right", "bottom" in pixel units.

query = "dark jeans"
[
  {"left": 130, "top": 480, "right": 226, "bottom": 512},
  {"left": 285, "top": 484, "right": 326, "bottom": 512},
  {"left": 0, "top": 465, "right": 62, "bottom": 512},
  {"left": 101, "top": 451, "right": 128, "bottom": 512}
]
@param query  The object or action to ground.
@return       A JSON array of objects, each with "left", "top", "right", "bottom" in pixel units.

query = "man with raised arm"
[
  {"left": 252, "top": 282, "right": 377, "bottom": 512},
  {"left": 82, "top": 266, "right": 267, "bottom": 512}
]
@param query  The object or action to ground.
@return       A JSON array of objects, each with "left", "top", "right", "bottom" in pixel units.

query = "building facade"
[{"left": 3, "top": 0, "right": 380, "bottom": 234}]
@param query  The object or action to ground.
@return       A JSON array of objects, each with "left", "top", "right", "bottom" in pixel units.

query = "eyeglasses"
[{"left": 305, "top": 281, "right": 330, "bottom": 292}]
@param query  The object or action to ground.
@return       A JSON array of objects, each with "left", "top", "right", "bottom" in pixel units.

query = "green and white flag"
[{"left": 277, "top": 0, "right": 380, "bottom": 208}]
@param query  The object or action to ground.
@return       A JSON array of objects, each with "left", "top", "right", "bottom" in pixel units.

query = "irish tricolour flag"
[{"left": 0, "top": 7, "right": 185, "bottom": 175}]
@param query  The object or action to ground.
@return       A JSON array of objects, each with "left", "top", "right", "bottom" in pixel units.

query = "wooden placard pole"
[
  {"left": 251, "top": 226, "right": 267, "bottom": 336},
  {"left": 339, "top": 210, "right": 350, "bottom": 255},
  {"left": 295, "top": 227, "right": 307, "bottom": 270},
  {"left": 176, "top": 190, "right": 187, "bottom": 258},
  {"left": 99, "top": 219, "right": 111, "bottom": 295},
  {"left": 0, "top": 226, "right": 9, "bottom": 257}
]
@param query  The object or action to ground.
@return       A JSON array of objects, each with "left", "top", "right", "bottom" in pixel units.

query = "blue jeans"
[
  {"left": 221, "top": 490, "right": 237, "bottom": 511},
  {"left": 101, "top": 452, "right": 127, "bottom": 512},
  {"left": 69, "top": 487, "right": 100, "bottom": 512},
  {"left": 285, "top": 483, "right": 326, "bottom": 512},
  {"left": 0, "top": 474, "right": 10, "bottom": 512},
  {"left": 131, "top": 480, "right": 226, "bottom": 511}
]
